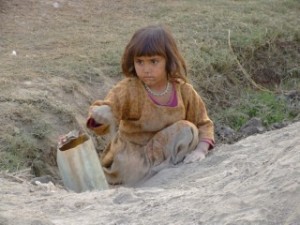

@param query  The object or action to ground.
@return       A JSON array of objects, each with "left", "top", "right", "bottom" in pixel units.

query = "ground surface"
[{"left": 1, "top": 121, "right": 300, "bottom": 225}]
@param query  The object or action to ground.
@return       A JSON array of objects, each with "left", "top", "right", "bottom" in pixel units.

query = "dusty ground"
[{"left": 1, "top": 121, "right": 300, "bottom": 225}]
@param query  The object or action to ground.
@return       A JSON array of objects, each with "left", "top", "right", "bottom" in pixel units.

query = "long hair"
[{"left": 121, "top": 25, "right": 187, "bottom": 82}]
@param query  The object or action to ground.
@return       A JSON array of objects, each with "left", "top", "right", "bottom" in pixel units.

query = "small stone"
[
  {"left": 239, "top": 117, "right": 266, "bottom": 136},
  {"left": 30, "top": 175, "right": 56, "bottom": 185},
  {"left": 53, "top": 2, "right": 60, "bottom": 8}
]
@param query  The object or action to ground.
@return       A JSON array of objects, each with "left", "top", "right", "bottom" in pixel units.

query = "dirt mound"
[{"left": 1, "top": 121, "right": 300, "bottom": 225}]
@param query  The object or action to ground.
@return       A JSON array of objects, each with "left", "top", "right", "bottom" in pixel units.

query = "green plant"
[
  {"left": 30, "top": 121, "right": 51, "bottom": 140},
  {"left": 0, "top": 133, "right": 40, "bottom": 172},
  {"left": 213, "top": 91, "right": 296, "bottom": 130}
]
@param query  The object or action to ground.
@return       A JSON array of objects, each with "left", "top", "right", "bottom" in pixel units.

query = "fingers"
[
  {"left": 91, "top": 105, "right": 113, "bottom": 125},
  {"left": 183, "top": 150, "right": 206, "bottom": 164}
]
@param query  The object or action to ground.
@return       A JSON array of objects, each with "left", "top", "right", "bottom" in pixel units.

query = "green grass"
[
  {"left": 213, "top": 91, "right": 296, "bottom": 130},
  {"left": 0, "top": 133, "right": 40, "bottom": 172}
]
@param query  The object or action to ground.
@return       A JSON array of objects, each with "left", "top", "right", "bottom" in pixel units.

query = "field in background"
[{"left": 0, "top": 0, "right": 299, "bottom": 175}]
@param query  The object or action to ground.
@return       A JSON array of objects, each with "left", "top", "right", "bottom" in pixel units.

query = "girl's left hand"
[{"left": 183, "top": 142, "right": 209, "bottom": 164}]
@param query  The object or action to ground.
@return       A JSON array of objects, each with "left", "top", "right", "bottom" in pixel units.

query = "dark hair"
[{"left": 121, "top": 25, "right": 187, "bottom": 82}]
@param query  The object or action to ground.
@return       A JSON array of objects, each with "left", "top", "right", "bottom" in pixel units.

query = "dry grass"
[{"left": 0, "top": 0, "right": 299, "bottom": 173}]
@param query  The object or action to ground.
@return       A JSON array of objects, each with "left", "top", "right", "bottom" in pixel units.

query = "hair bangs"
[{"left": 133, "top": 33, "right": 166, "bottom": 57}]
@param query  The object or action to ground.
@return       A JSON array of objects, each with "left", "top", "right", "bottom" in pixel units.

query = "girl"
[{"left": 87, "top": 25, "right": 214, "bottom": 185}]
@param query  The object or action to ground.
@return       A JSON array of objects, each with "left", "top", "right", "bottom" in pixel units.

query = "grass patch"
[
  {"left": 0, "top": 133, "right": 40, "bottom": 172},
  {"left": 213, "top": 91, "right": 296, "bottom": 130}
]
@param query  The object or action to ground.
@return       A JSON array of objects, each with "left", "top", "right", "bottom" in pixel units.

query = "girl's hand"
[
  {"left": 91, "top": 105, "right": 114, "bottom": 125},
  {"left": 183, "top": 141, "right": 209, "bottom": 164}
]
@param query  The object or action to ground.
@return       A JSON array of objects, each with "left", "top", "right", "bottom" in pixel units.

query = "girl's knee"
[
  {"left": 172, "top": 120, "right": 198, "bottom": 136},
  {"left": 172, "top": 120, "right": 197, "bottom": 129}
]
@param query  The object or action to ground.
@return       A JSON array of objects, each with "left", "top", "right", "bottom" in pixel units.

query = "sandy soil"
[{"left": 1, "top": 121, "right": 300, "bottom": 225}]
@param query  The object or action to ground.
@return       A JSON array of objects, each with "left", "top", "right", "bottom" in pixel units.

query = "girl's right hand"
[
  {"left": 91, "top": 105, "right": 114, "bottom": 125},
  {"left": 183, "top": 141, "right": 209, "bottom": 164}
]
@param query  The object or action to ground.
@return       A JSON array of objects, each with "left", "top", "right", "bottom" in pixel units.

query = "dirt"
[{"left": 1, "top": 121, "right": 300, "bottom": 225}]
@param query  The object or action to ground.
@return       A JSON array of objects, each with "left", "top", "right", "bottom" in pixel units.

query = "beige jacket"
[{"left": 87, "top": 77, "right": 214, "bottom": 144}]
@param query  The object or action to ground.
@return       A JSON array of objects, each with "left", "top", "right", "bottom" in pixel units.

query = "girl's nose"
[{"left": 143, "top": 63, "right": 151, "bottom": 73}]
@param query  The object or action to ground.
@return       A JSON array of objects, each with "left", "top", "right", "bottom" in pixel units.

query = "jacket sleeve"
[
  {"left": 86, "top": 78, "right": 142, "bottom": 135},
  {"left": 180, "top": 83, "right": 215, "bottom": 144}
]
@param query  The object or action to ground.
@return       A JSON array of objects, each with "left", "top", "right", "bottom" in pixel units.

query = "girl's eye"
[
  {"left": 151, "top": 59, "right": 158, "bottom": 64},
  {"left": 135, "top": 60, "right": 143, "bottom": 65}
]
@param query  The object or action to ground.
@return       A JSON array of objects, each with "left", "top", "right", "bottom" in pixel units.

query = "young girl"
[{"left": 86, "top": 25, "right": 214, "bottom": 185}]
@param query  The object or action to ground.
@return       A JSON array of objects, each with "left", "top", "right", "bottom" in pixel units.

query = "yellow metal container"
[{"left": 57, "top": 130, "right": 108, "bottom": 192}]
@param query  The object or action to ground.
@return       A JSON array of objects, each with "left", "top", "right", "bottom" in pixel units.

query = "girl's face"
[{"left": 134, "top": 55, "right": 168, "bottom": 89}]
